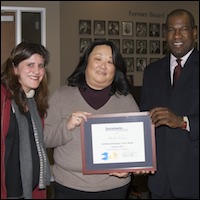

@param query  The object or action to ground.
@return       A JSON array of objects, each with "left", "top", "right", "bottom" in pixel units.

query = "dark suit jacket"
[
  {"left": 140, "top": 49, "right": 199, "bottom": 198},
  {"left": 136, "top": 48, "right": 147, "bottom": 54},
  {"left": 151, "top": 48, "right": 160, "bottom": 54},
  {"left": 123, "top": 47, "right": 133, "bottom": 54},
  {"left": 149, "top": 30, "right": 159, "bottom": 37}
]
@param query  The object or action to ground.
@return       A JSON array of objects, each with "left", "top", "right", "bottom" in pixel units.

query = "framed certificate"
[{"left": 80, "top": 112, "right": 156, "bottom": 174}]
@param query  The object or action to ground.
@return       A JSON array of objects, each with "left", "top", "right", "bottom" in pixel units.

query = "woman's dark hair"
[
  {"left": 67, "top": 39, "right": 133, "bottom": 96},
  {"left": 1, "top": 41, "right": 50, "bottom": 117}
]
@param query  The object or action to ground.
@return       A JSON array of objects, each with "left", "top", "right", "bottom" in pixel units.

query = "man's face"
[{"left": 166, "top": 13, "right": 197, "bottom": 58}]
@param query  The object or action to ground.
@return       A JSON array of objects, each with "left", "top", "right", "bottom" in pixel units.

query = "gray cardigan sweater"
[{"left": 44, "top": 85, "right": 140, "bottom": 192}]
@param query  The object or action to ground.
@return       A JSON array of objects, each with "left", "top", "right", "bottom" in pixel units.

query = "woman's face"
[
  {"left": 13, "top": 54, "right": 45, "bottom": 93},
  {"left": 85, "top": 45, "right": 116, "bottom": 90}
]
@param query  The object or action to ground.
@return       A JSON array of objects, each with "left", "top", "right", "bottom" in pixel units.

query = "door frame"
[{"left": 1, "top": 6, "right": 46, "bottom": 46}]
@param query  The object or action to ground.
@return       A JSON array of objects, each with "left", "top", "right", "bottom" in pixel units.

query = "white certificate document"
[
  {"left": 80, "top": 112, "right": 156, "bottom": 174},
  {"left": 91, "top": 122, "right": 145, "bottom": 164}
]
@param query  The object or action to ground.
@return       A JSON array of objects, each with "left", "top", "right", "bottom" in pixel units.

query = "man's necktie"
[{"left": 173, "top": 58, "right": 182, "bottom": 87}]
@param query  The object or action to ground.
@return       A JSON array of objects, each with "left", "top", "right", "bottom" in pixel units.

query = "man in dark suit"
[
  {"left": 136, "top": 41, "right": 147, "bottom": 54},
  {"left": 140, "top": 9, "right": 199, "bottom": 199},
  {"left": 150, "top": 41, "right": 160, "bottom": 54},
  {"left": 123, "top": 40, "right": 133, "bottom": 54},
  {"left": 79, "top": 21, "right": 91, "bottom": 34},
  {"left": 149, "top": 24, "right": 160, "bottom": 37}
]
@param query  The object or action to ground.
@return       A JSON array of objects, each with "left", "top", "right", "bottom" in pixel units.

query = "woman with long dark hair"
[
  {"left": 1, "top": 42, "right": 51, "bottom": 199},
  {"left": 44, "top": 40, "right": 141, "bottom": 199}
]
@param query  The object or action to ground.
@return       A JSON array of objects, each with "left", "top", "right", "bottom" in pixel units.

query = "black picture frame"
[
  {"left": 108, "top": 21, "right": 119, "bottom": 35},
  {"left": 79, "top": 20, "right": 91, "bottom": 35},
  {"left": 80, "top": 112, "right": 156, "bottom": 174},
  {"left": 124, "top": 57, "right": 134, "bottom": 73},
  {"left": 94, "top": 20, "right": 106, "bottom": 35},
  {"left": 136, "top": 57, "right": 147, "bottom": 72},
  {"left": 136, "top": 22, "right": 147, "bottom": 37},
  {"left": 149, "top": 23, "right": 160, "bottom": 37},
  {"left": 80, "top": 38, "right": 92, "bottom": 53},
  {"left": 122, "top": 21, "right": 133, "bottom": 36},
  {"left": 136, "top": 40, "right": 147, "bottom": 54},
  {"left": 149, "top": 40, "right": 160, "bottom": 54},
  {"left": 162, "top": 41, "right": 168, "bottom": 55},
  {"left": 122, "top": 39, "right": 134, "bottom": 54}
]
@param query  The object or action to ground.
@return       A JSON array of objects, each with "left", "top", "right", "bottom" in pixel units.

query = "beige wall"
[
  {"left": 60, "top": 1, "right": 199, "bottom": 87},
  {"left": 1, "top": 1, "right": 60, "bottom": 94},
  {"left": 1, "top": 1, "right": 199, "bottom": 94}
]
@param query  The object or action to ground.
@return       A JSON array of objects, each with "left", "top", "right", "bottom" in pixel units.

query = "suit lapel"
[
  {"left": 160, "top": 56, "right": 172, "bottom": 93},
  {"left": 172, "top": 49, "right": 198, "bottom": 91}
]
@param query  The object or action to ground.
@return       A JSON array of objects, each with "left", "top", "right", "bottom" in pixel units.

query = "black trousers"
[{"left": 54, "top": 181, "right": 131, "bottom": 199}]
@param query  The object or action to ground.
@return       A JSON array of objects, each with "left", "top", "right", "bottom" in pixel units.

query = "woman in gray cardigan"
[{"left": 44, "top": 40, "right": 141, "bottom": 199}]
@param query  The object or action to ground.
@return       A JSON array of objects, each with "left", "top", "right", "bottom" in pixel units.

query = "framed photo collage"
[{"left": 79, "top": 19, "right": 169, "bottom": 86}]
